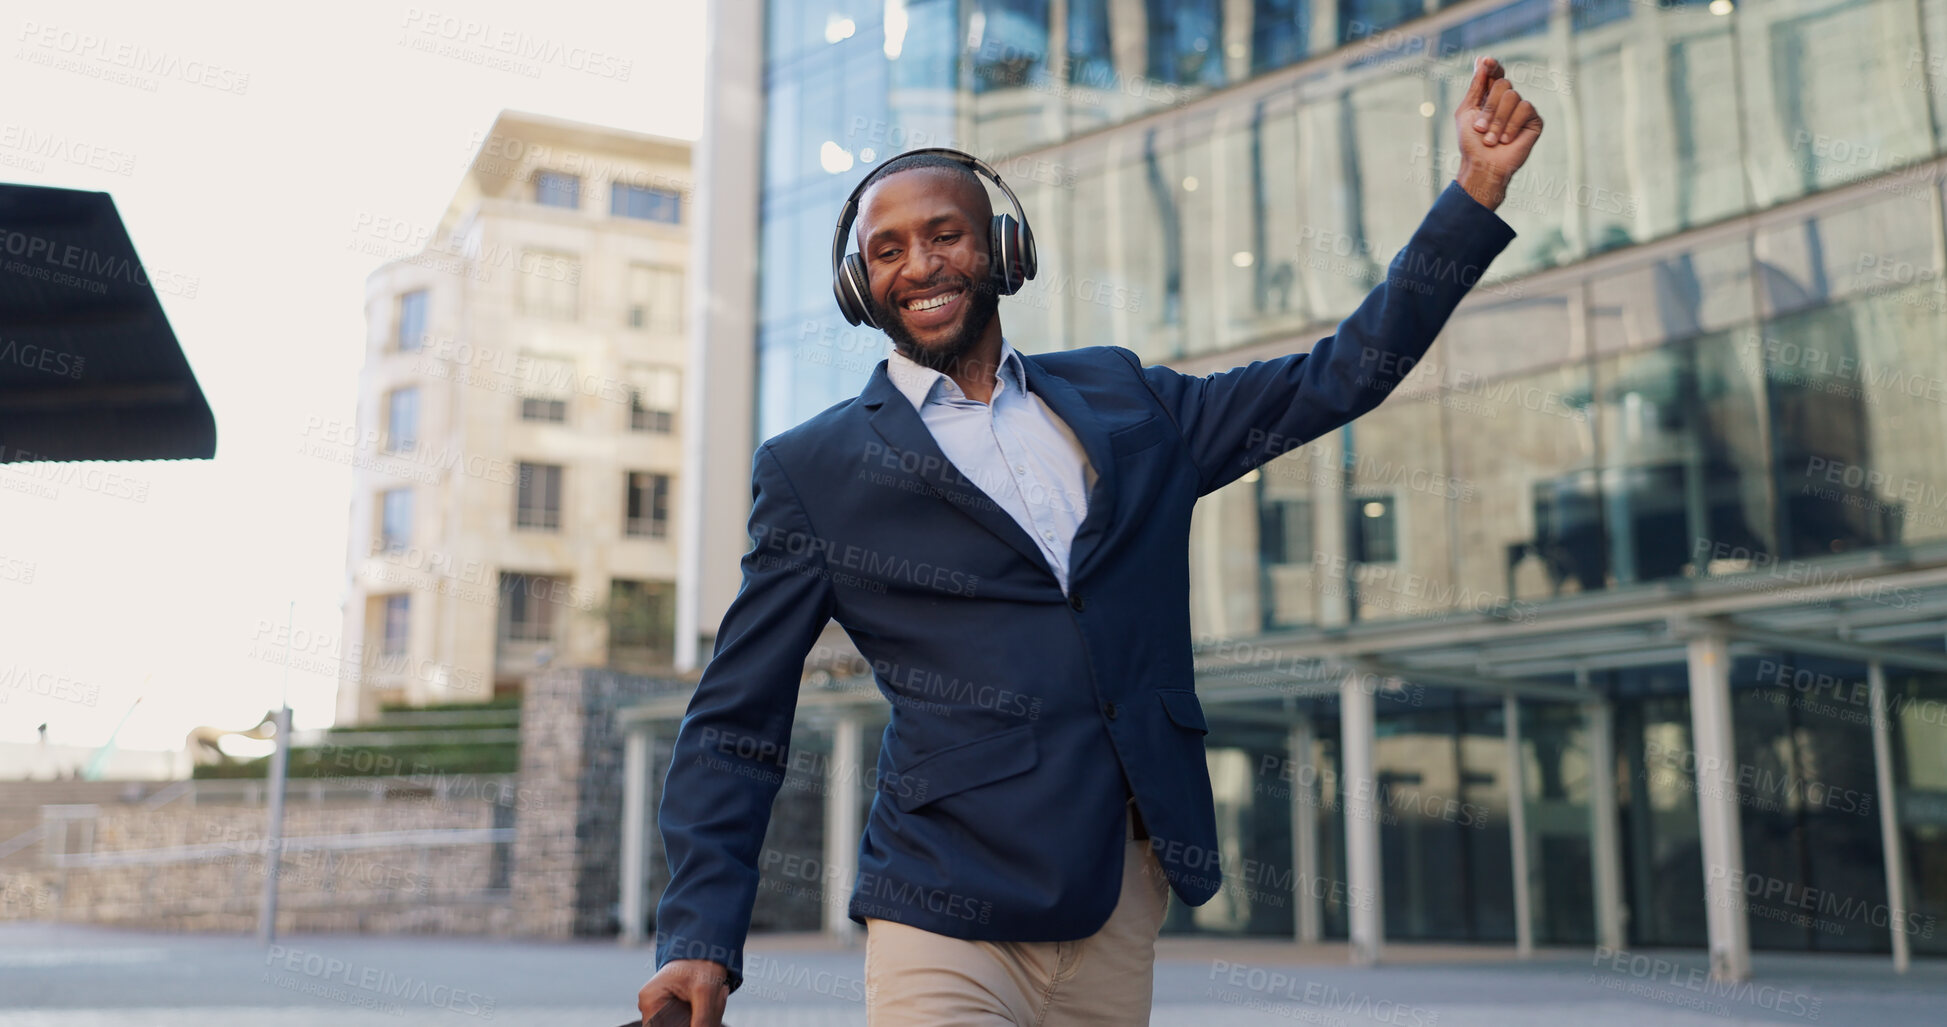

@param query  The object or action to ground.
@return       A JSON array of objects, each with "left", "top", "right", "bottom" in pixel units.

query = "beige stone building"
[{"left": 336, "top": 111, "right": 692, "bottom": 725}]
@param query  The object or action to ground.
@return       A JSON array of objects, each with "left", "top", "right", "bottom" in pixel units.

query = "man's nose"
[{"left": 899, "top": 245, "right": 946, "bottom": 282}]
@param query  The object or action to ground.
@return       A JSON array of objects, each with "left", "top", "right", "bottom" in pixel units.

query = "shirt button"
[
  {"left": 1042, "top": 529, "right": 1055, "bottom": 540},
  {"left": 1103, "top": 701, "right": 1118, "bottom": 720},
  {"left": 1015, "top": 465, "right": 1026, "bottom": 475},
  {"left": 1069, "top": 593, "right": 1086, "bottom": 611}
]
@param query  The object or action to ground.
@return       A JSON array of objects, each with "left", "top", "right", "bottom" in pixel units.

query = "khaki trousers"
[{"left": 862, "top": 805, "right": 1168, "bottom": 1026}]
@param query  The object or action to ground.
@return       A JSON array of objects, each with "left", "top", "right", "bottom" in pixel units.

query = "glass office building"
[{"left": 643, "top": 0, "right": 1947, "bottom": 969}]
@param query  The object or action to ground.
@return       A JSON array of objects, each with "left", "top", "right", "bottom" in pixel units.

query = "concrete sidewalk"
[{"left": 1, "top": 922, "right": 1941, "bottom": 1025}]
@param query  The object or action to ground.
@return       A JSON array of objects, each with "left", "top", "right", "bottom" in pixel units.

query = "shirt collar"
[{"left": 886, "top": 338, "right": 1027, "bottom": 411}]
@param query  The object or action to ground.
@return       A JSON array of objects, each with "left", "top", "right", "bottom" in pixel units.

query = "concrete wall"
[{"left": 1, "top": 787, "right": 513, "bottom": 934}]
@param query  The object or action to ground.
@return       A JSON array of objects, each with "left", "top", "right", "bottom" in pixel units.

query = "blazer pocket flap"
[
  {"left": 1157, "top": 689, "right": 1208, "bottom": 733},
  {"left": 1109, "top": 416, "right": 1172, "bottom": 458},
  {"left": 891, "top": 724, "right": 1039, "bottom": 813}
]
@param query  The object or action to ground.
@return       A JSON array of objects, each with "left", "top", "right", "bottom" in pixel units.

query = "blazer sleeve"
[
  {"left": 654, "top": 441, "right": 836, "bottom": 993},
  {"left": 1126, "top": 178, "right": 1518, "bottom": 497}
]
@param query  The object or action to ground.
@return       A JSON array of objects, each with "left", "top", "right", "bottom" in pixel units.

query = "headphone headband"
[{"left": 829, "top": 147, "right": 1037, "bottom": 327}]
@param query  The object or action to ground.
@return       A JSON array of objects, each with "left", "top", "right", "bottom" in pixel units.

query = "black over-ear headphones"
[{"left": 830, "top": 147, "right": 1038, "bottom": 328}]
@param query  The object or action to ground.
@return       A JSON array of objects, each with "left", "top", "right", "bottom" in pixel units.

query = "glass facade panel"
[
  {"left": 1520, "top": 698, "right": 1596, "bottom": 945},
  {"left": 1214, "top": 89, "right": 1311, "bottom": 350},
  {"left": 1761, "top": 278, "right": 1947, "bottom": 557},
  {"left": 1886, "top": 667, "right": 1947, "bottom": 956},
  {"left": 1062, "top": 135, "right": 1177, "bottom": 359},
  {"left": 969, "top": 0, "right": 1058, "bottom": 155},
  {"left": 1617, "top": 676, "right": 1707, "bottom": 947},
  {"left": 1339, "top": 0, "right": 1428, "bottom": 46},
  {"left": 1736, "top": 0, "right": 1935, "bottom": 210},
  {"left": 1252, "top": 0, "right": 1314, "bottom": 75},
  {"left": 1427, "top": 0, "right": 1574, "bottom": 278},
  {"left": 1572, "top": 2, "right": 1749, "bottom": 249},
  {"left": 1335, "top": 396, "right": 1457, "bottom": 623},
  {"left": 1735, "top": 653, "right": 1889, "bottom": 952},
  {"left": 1591, "top": 332, "right": 1773, "bottom": 586},
  {"left": 1166, "top": 722, "right": 1297, "bottom": 934},
  {"left": 1458, "top": 702, "right": 1516, "bottom": 942},
  {"left": 1588, "top": 238, "right": 1757, "bottom": 355},
  {"left": 1444, "top": 340, "right": 1598, "bottom": 604},
  {"left": 1294, "top": 64, "right": 1430, "bottom": 324}
]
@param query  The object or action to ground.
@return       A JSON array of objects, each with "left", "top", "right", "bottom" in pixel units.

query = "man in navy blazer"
[{"left": 640, "top": 56, "right": 1542, "bottom": 1026}]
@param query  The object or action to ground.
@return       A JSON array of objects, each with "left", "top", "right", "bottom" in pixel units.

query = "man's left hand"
[{"left": 1454, "top": 56, "right": 1544, "bottom": 211}]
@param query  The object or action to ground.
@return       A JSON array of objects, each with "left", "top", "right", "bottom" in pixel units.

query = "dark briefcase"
[{"left": 618, "top": 997, "right": 729, "bottom": 1027}]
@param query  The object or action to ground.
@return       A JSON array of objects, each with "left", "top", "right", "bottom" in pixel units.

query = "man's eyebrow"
[{"left": 864, "top": 213, "right": 965, "bottom": 251}]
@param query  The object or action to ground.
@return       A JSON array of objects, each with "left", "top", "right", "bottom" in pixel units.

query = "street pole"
[{"left": 257, "top": 600, "right": 294, "bottom": 945}]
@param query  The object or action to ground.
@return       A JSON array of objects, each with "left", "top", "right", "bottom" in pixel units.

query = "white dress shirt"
[{"left": 886, "top": 339, "right": 1097, "bottom": 594}]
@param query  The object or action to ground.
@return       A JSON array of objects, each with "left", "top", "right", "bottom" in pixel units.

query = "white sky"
[{"left": 0, "top": 0, "right": 706, "bottom": 753}]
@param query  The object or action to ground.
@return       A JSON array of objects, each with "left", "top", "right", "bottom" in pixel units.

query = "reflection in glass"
[
  {"left": 1365, "top": 695, "right": 1516, "bottom": 941},
  {"left": 1165, "top": 729, "right": 1298, "bottom": 935},
  {"left": 1431, "top": 0, "right": 1572, "bottom": 277},
  {"left": 969, "top": 0, "right": 1058, "bottom": 154},
  {"left": 1215, "top": 88, "right": 1313, "bottom": 351},
  {"left": 1757, "top": 281, "right": 1947, "bottom": 561},
  {"left": 1338, "top": 0, "right": 1426, "bottom": 46},
  {"left": 1521, "top": 699, "right": 1596, "bottom": 945},
  {"left": 1252, "top": 0, "right": 1313, "bottom": 75},
  {"left": 1257, "top": 464, "right": 1319, "bottom": 630},
  {"left": 1590, "top": 333, "right": 1772, "bottom": 585},
  {"left": 1588, "top": 240, "right": 1756, "bottom": 354},
  {"left": 1460, "top": 703, "right": 1516, "bottom": 942},
  {"left": 1734, "top": 653, "right": 1887, "bottom": 952},
  {"left": 1617, "top": 682, "right": 1707, "bottom": 947},
  {"left": 1065, "top": 140, "right": 1170, "bottom": 358},
  {"left": 1446, "top": 359, "right": 1600, "bottom": 603},
  {"left": 1887, "top": 668, "right": 1947, "bottom": 957},
  {"left": 1735, "top": 0, "right": 1934, "bottom": 209},
  {"left": 1295, "top": 65, "right": 1428, "bottom": 323},
  {"left": 1311, "top": 722, "right": 1351, "bottom": 939},
  {"left": 1573, "top": 1, "right": 1747, "bottom": 249},
  {"left": 1336, "top": 398, "right": 1455, "bottom": 623},
  {"left": 1146, "top": 0, "right": 1227, "bottom": 89}
]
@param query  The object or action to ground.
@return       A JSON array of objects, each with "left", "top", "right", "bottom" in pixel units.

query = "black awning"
[{"left": 0, "top": 183, "right": 216, "bottom": 463}]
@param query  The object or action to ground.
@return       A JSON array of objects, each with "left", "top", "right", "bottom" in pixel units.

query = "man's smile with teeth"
[{"left": 905, "top": 289, "right": 963, "bottom": 312}]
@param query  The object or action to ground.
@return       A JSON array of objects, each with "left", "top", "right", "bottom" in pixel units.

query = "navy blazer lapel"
[
  {"left": 1017, "top": 354, "right": 1119, "bottom": 583},
  {"left": 860, "top": 361, "right": 1056, "bottom": 577}
]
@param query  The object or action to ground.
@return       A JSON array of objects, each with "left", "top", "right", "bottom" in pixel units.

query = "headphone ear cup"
[
  {"left": 1018, "top": 220, "right": 1038, "bottom": 283},
  {"left": 990, "top": 213, "right": 1024, "bottom": 295},
  {"left": 839, "top": 252, "right": 876, "bottom": 328}
]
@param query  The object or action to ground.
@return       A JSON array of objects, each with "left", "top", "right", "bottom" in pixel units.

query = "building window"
[
  {"left": 630, "top": 366, "right": 680, "bottom": 432},
  {"left": 518, "top": 249, "right": 581, "bottom": 320},
  {"left": 378, "top": 488, "right": 413, "bottom": 553},
  {"left": 535, "top": 171, "right": 580, "bottom": 209},
  {"left": 516, "top": 462, "right": 563, "bottom": 530},
  {"left": 384, "top": 387, "right": 419, "bottom": 453},
  {"left": 381, "top": 594, "right": 409, "bottom": 657},
  {"left": 626, "top": 472, "right": 670, "bottom": 538},
  {"left": 1259, "top": 495, "right": 1313, "bottom": 565},
  {"left": 1348, "top": 494, "right": 1399, "bottom": 564},
  {"left": 627, "top": 263, "right": 684, "bottom": 333},
  {"left": 520, "top": 397, "right": 567, "bottom": 423},
  {"left": 607, "top": 578, "right": 674, "bottom": 664},
  {"left": 518, "top": 353, "right": 574, "bottom": 424},
  {"left": 1144, "top": 0, "right": 1225, "bottom": 89},
  {"left": 970, "top": 0, "right": 1051, "bottom": 94},
  {"left": 396, "top": 289, "right": 427, "bottom": 351},
  {"left": 497, "top": 572, "right": 559, "bottom": 643},
  {"left": 611, "top": 183, "right": 682, "bottom": 223},
  {"left": 1250, "top": 0, "right": 1311, "bottom": 75}
]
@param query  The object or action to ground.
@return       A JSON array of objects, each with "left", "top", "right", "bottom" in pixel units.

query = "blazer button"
[
  {"left": 1103, "top": 701, "right": 1118, "bottom": 720},
  {"left": 1069, "top": 592, "right": 1086, "bottom": 611}
]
